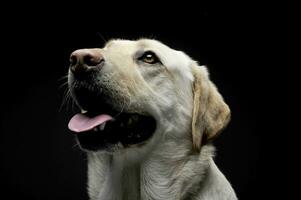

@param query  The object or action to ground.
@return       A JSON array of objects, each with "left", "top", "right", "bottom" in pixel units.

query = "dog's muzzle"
[{"left": 67, "top": 49, "right": 157, "bottom": 152}]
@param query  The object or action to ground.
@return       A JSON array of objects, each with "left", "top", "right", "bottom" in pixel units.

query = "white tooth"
[
  {"left": 93, "top": 127, "right": 98, "bottom": 132},
  {"left": 99, "top": 122, "right": 106, "bottom": 131},
  {"left": 81, "top": 109, "right": 87, "bottom": 114}
]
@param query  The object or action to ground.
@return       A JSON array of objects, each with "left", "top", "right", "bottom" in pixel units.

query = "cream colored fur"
[{"left": 72, "top": 39, "right": 237, "bottom": 200}]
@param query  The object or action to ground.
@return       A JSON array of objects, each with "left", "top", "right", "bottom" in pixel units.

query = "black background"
[{"left": 0, "top": 2, "right": 292, "bottom": 200}]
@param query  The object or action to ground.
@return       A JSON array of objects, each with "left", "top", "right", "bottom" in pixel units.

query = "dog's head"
[{"left": 67, "top": 39, "right": 230, "bottom": 153}]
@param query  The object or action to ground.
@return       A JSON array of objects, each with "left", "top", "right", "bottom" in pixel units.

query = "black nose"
[{"left": 69, "top": 49, "right": 104, "bottom": 79}]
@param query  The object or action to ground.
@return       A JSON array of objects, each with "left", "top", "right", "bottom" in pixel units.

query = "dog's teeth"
[
  {"left": 99, "top": 122, "right": 106, "bottom": 131},
  {"left": 81, "top": 109, "right": 87, "bottom": 114},
  {"left": 93, "top": 127, "right": 98, "bottom": 132}
]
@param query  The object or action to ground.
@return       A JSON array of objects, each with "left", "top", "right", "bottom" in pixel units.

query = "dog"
[{"left": 67, "top": 39, "right": 237, "bottom": 200}]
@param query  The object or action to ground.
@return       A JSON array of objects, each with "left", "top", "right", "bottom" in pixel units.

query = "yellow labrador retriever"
[{"left": 67, "top": 39, "right": 237, "bottom": 200}]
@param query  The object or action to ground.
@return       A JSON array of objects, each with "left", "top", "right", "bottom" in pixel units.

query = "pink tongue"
[{"left": 68, "top": 113, "right": 113, "bottom": 133}]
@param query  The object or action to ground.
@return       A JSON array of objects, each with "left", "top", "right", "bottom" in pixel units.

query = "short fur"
[{"left": 69, "top": 39, "right": 237, "bottom": 200}]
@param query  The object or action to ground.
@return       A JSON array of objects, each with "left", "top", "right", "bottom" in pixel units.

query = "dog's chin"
[{"left": 68, "top": 83, "right": 157, "bottom": 152}]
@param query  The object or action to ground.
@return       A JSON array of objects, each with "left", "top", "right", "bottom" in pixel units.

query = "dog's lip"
[
  {"left": 68, "top": 81, "right": 157, "bottom": 151},
  {"left": 69, "top": 110, "right": 157, "bottom": 151}
]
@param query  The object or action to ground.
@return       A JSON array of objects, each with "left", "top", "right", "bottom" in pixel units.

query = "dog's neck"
[{"left": 87, "top": 144, "right": 214, "bottom": 200}]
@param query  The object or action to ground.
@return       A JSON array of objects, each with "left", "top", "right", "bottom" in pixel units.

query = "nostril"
[
  {"left": 70, "top": 55, "right": 77, "bottom": 65},
  {"left": 83, "top": 54, "right": 104, "bottom": 66},
  {"left": 83, "top": 55, "right": 95, "bottom": 66}
]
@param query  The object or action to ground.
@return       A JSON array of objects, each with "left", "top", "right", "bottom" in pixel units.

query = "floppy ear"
[{"left": 191, "top": 65, "right": 231, "bottom": 152}]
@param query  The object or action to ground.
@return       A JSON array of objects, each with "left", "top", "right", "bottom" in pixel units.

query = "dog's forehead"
[
  {"left": 105, "top": 39, "right": 136, "bottom": 51},
  {"left": 104, "top": 39, "right": 169, "bottom": 52},
  {"left": 105, "top": 39, "right": 183, "bottom": 57},
  {"left": 105, "top": 39, "right": 194, "bottom": 81}
]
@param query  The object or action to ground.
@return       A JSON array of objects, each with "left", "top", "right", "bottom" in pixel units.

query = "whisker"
[
  {"left": 59, "top": 88, "right": 70, "bottom": 112},
  {"left": 97, "top": 32, "right": 107, "bottom": 44},
  {"left": 72, "top": 140, "right": 81, "bottom": 149},
  {"left": 71, "top": 97, "right": 76, "bottom": 112},
  {"left": 59, "top": 81, "right": 69, "bottom": 89},
  {"left": 58, "top": 74, "right": 69, "bottom": 82}
]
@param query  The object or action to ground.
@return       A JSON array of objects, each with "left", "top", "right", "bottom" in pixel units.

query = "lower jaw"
[
  {"left": 75, "top": 129, "right": 155, "bottom": 152},
  {"left": 76, "top": 137, "right": 146, "bottom": 153},
  {"left": 76, "top": 138, "right": 122, "bottom": 152},
  {"left": 75, "top": 131, "right": 122, "bottom": 152}
]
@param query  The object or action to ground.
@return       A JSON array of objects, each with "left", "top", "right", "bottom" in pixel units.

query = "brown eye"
[{"left": 139, "top": 51, "right": 161, "bottom": 64}]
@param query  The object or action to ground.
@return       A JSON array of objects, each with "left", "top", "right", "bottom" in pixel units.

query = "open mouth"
[{"left": 68, "top": 83, "right": 156, "bottom": 151}]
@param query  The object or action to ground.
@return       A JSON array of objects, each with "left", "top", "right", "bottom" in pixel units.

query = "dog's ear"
[{"left": 191, "top": 65, "right": 231, "bottom": 152}]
